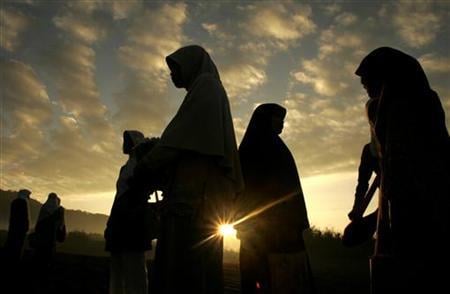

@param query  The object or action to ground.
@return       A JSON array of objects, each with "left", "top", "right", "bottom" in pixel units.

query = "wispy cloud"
[
  {"left": 114, "top": 3, "right": 188, "bottom": 135},
  {"left": 0, "top": 7, "right": 30, "bottom": 51},
  {"left": 243, "top": 3, "right": 316, "bottom": 49},
  {"left": 419, "top": 53, "right": 450, "bottom": 74},
  {"left": 391, "top": 1, "right": 443, "bottom": 48}
]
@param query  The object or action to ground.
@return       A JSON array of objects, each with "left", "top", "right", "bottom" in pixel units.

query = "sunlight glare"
[{"left": 218, "top": 224, "right": 237, "bottom": 237}]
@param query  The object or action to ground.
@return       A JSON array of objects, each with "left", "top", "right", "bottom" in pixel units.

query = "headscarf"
[
  {"left": 355, "top": 47, "right": 448, "bottom": 152},
  {"left": 17, "top": 189, "right": 31, "bottom": 200},
  {"left": 240, "top": 103, "right": 286, "bottom": 149},
  {"left": 355, "top": 47, "right": 430, "bottom": 93},
  {"left": 115, "top": 130, "right": 145, "bottom": 200},
  {"left": 124, "top": 130, "right": 145, "bottom": 153},
  {"left": 17, "top": 189, "right": 31, "bottom": 225},
  {"left": 160, "top": 45, "right": 244, "bottom": 192},
  {"left": 238, "top": 103, "right": 310, "bottom": 245},
  {"left": 38, "top": 192, "right": 61, "bottom": 222}
]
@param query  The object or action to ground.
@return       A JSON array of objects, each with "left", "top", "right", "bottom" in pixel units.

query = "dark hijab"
[
  {"left": 238, "top": 104, "right": 309, "bottom": 252},
  {"left": 161, "top": 45, "right": 244, "bottom": 193},
  {"left": 355, "top": 47, "right": 448, "bottom": 154},
  {"left": 356, "top": 47, "right": 450, "bottom": 256}
]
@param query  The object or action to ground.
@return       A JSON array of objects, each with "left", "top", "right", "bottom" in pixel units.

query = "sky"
[{"left": 1, "top": 0, "right": 450, "bottom": 248}]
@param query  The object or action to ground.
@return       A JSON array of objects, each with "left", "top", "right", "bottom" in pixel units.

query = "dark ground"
[{"left": 0, "top": 229, "right": 373, "bottom": 294}]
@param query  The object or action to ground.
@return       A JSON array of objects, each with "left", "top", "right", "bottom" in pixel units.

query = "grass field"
[{"left": 0, "top": 229, "right": 374, "bottom": 293}]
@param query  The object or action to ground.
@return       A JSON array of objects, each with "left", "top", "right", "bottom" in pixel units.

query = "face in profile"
[
  {"left": 122, "top": 135, "right": 133, "bottom": 155},
  {"left": 361, "top": 76, "right": 383, "bottom": 99},
  {"left": 167, "top": 59, "right": 184, "bottom": 88},
  {"left": 271, "top": 115, "right": 284, "bottom": 135}
]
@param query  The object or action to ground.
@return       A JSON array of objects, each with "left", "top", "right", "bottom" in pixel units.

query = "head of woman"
[
  {"left": 355, "top": 47, "right": 430, "bottom": 99},
  {"left": 241, "top": 103, "right": 287, "bottom": 150},
  {"left": 166, "top": 45, "right": 220, "bottom": 90}
]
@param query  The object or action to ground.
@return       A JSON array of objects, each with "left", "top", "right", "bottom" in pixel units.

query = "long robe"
[
  {"left": 237, "top": 103, "right": 312, "bottom": 294},
  {"left": 148, "top": 45, "right": 243, "bottom": 294},
  {"left": 5, "top": 198, "right": 29, "bottom": 263},
  {"left": 356, "top": 47, "right": 450, "bottom": 292}
]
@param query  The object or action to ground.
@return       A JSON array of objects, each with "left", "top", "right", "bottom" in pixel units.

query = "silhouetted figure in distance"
[
  {"left": 356, "top": 47, "right": 450, "bottom": 293},
  {"left": 33, "top": 192, "right": 66, "bottom": 270},
  {"left": 4, "top": 189, "right": 31, "bottom": 265},
  {"left": 135, "top": 45, "right": 244, "bottom": 294},
  {"left": 105, "top": 130, "right": 152, "bottom": 294},
  {"left": 236, "top": 103, "right": 314, "bottom": 294}
]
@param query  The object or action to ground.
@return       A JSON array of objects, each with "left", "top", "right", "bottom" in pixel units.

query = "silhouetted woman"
[
  {"left": 136, "top": 45, "right": 243, "bottom": 294},
  {"left": 105, "top": 130, "right": 151, "bottom": 294},
  {"left": 237, "top": 103, "right": 313, "bottom": 294},
  {"left": 356, "top": 47, "right": 450, "bottom": 292},
  {"left": 33, "top": 192, "right": 66, "bottom": 269},
  {"left": 4, "top": 189, "right": 31, "bottom": 265}
]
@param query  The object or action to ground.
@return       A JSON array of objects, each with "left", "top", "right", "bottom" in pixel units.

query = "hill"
[{"left": 0, "top": 189, "right": 108, "bottom": 234}]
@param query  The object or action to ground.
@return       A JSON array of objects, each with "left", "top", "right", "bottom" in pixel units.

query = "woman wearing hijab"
[
  {"left": 105, "top": 130, "right": 154, "bottom": 294},
  {"left": 355, "top": 47, "right": 449, "bottom": 292},
  {"left": 33, "top": 192, "right": 66, "bottom": 269},
  {"left": 135, "top": 45, "right": 243, "bottom": 294},
  {"left": 236, "top": 103, "right": 313, "bottom": 294},
  {"left": 5, "top": 189, "right": 32, "bottom": 265}
]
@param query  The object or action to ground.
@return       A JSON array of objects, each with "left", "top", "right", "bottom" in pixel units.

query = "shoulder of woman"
[{"left": 193, "top": 73, "right": 223, "bottom": 89}]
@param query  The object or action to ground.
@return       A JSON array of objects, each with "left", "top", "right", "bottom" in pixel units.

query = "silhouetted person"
[
  {"left": 356, "top": 47, "right": 450, "bottom": 293},
  {"left": 4, "top": 189, "right": 31, "bottom": 265},
  {"left": 236, "top": 104, "right": 313, "bottom": 294},
  {"left": 33, "top": 192, "right": 66, "bottom": 269},
  {"left": 105, "top": 130, "right": 152, "bottom": 294},
  {"left": 136, "top": 45, "right": 243, "bottom": 294},
  {"left": 348, "top": 98, "right": 380, "bottom": 221}
]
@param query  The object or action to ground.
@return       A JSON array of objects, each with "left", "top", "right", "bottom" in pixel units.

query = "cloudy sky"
[{"left": 2, "top": 1, "right": 449, "bottom": 239}]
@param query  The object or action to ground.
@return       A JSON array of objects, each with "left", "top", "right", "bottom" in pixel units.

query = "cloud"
[
  {"left": 281, "top": 95, "right": 369, "bottom": 176},
  {"left": 53, "top": 12, "right": 107, "bottom": 44},
  {"left": 318, "top": 28, "right": 365, "bottom": 60},
  {"left": 292, "top": 9, "right": 368, "bottom": 97},
  {"left": 0, "top": 59, "right": 53, "bottom": 166},
  {"left": 392, "top": 1, "right": 442, "bottom": 48},
  {"left": 202, "top": 22, "right": 217, "bottom": 33},
  {"left": 419, "top": 53, "right": 450, "bottom": 74},
  {"left": 335, "top": 12, "right": 358, "bottom": 26},
  {"left": 293, "top": 57, "right": 357, "bottom": 97},
  {"left": 195, "top": 3, "right": 316, "bottom": 102},
  {"left": 108, "top": 0, "right": 142, "bottom": 20},
  {"left": 243, "top": 4, "right": 316, "bottom": 50},
  {"left": 114, "top": 3, "right": 188, "bottom": 134},
  {"left": 221, "top": 64, "right": 267, "bottom": 100},
  {"left": 322, "top": 3, "right": 341, "bottom": 16},
  {"left": 0, "top": 7, "right": 30, "bottom": 51},
  {"left": 41, "top": 42, "right": 112, "bottom": 138}
]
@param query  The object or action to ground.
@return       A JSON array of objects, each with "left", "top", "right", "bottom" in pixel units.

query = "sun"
[{"left": 218, "top": 224, "right": 237, "bottom": 237}]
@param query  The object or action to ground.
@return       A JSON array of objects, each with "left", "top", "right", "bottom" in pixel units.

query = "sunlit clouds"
[
  {"left": 389, "top": 0, "right": 443, "bottom": 48},
  {"left": 1, "top": 1, "right": 449, "bottom": 235},
  {"left": 114, "top": 3, "right": 187, "bottom": 134},
  {"left": 0, "top": 7, "right": 30, "bottom": 52}
]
